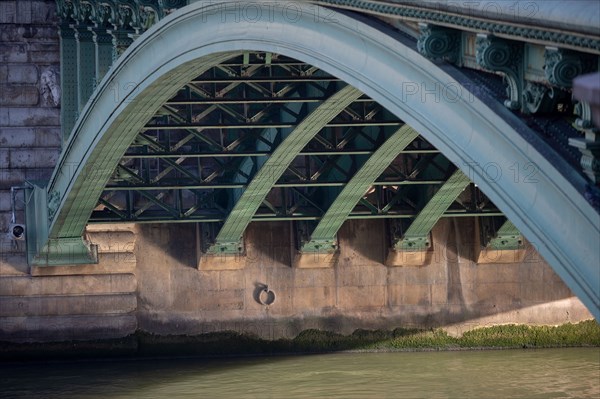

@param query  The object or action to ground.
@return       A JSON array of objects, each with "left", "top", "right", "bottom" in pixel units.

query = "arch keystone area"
[{"left": 26, "top": 1, "right": 599, "bottom": 319}]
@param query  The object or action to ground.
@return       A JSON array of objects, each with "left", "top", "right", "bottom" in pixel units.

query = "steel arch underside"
[{"left": 37, "top": 2, "right": 599, "bottom": 318}]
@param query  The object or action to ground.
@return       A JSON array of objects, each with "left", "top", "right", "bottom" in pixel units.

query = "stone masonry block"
[
  {"left": 0, "top": 107, "right": 7, "bottom": 125},
  {"left": 0, "top": 2, "right": 16, "bottom": 24},
  {"left": 0, "top": 127, "right": 61, "bottom": 148},
  {"left": 337, "top": 285, "right": 386, "bottom": 310},
  {"left": 0, "top": 191, "right": 13, "bottom": 211},
  {"left": 0, "top": 254, "right": 28, "bottom": 276},
  {"left": 86, "top": 231, "right": 137, "bottom": 254},
  {"left": 0, "top": 25, "right": 58, "bottom": 43},
  {"left": 0, "top": 44, "right": 28, "bottom": 62},
  {"left": 31, "top": 254, "right": 136, "bottom": 276},
  {"left": 337, "top": 263, "right": 387, "bottom": 287},
  {"left": 0, "top": 188, "right": 28, "bottom": 212},
  {"left": 31, "top": 1, "right": 58, "bottom": 24},
  {"left": 9, "top": 148, "right": 60, "bottom": 168},
  {"left": 0, "top": 149, "right": 8, "bottom": 169},
  {"left": 29, "top": 45, "right": 60, "bottom": 63},
  {"left": 16, "top": 1, "right": 32, "bottom": 24},
  {"left": 34, "top": 127, "right": 61, "bottom": 146},
  {"left": 0, "top": 314, "right": 137, "bottom": 342},
  {"left": 0, "top": 274, "right": 137, "bottom": 296},
  {"left": 0, "top": 85, "right": 40, "bottom": 106},
  {"left": 0, "top": 294, "right": 137, "bottom": 317},
  {"left": 3, "top": 107, "right": 59, "bottom": 126},
  {"left": 6, "top": 65, "right": 39, "bottom": 84},
  {"left": 0, "top": 170, "right": 24, "bottom": 189},
  {"left": 24, "top": 167, "right": 54, "bottom": 181},
  {"left": 293, "top": 286, "right": 335, "bottom": 310},
  {"left": 0, "top": 189, "right": 25, "bottom": 212},
  {"left": 0, "top": 128, "right": 35, "bottom": 147}
]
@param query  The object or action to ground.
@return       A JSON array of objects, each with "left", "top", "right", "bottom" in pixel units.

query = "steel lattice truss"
[{"left": 90, "top": 53, "right": 510, "bottom": 252}]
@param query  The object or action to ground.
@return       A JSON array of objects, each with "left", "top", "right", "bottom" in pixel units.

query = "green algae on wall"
[{"left": 1, "top": 321, "right": 599, "bottom": 361}]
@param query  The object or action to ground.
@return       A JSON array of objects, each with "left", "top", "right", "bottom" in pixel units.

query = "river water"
[{"left": 1, "top": 348, "right": 598, "bottom": 398}]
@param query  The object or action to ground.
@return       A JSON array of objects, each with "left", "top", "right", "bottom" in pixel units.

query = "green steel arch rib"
[
  {"left": 300, "top": 124, "right": 420, "bottom": 253},
  {"left": 206, "top": 85, "right": 363, "bottom": 254},
  {"left": 26, "top": 51, "right": 242, "bottom": 265},
  {"left": 392, "top": 169, "right": 471, "bottom": 251}
]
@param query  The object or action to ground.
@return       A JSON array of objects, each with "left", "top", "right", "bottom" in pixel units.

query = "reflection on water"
[{"left": 1, "top": 348, "right": 598, "bottom": 398}]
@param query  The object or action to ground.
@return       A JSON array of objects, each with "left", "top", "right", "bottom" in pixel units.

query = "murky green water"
[{"left": 1, "top": 348, "right": 599, "bottom": 398}]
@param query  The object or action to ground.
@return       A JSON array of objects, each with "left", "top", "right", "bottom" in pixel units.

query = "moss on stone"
[{"left": 1, "top": 321, "right": 599, "bottom": 361}]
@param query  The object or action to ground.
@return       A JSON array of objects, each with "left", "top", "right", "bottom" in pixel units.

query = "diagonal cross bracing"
[
  {"left": 393, "top": 168, "right": 471, "bottom": 251},
  {"left": 206, "top": 85, "right": 363, "bottom": 254},
  {"left": 300, "top": 125, "right": 420, "bottom": 252}
]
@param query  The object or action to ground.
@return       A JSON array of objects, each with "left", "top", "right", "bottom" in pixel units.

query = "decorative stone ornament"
[
  {"left": 522, "top": 82, "right": 565, "bottom": 114},
  {"left": 476, "top": 34, "right": 523, "bottom": 111},
  {"left": 417, "top": 24, "right": 461, "bottom": 63},
  {"left": 544, "top": 48, "right": 596, "bottom": 89}
]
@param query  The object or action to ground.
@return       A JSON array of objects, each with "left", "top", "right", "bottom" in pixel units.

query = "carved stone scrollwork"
[
  {"left": 74, "top": 0, "right": 95, "bottom": 25},
  {"left": 544, "top": 48, "right": 596, "bottom": 89},
  {"left": 159, "top": 0, "right": 187, "bottom": 14},
  {"left": 476, "top": 35, "right": 524, "bottom": 111},
  {"left": 139, "top": 1, "right": 161, "bottom": 31},
  {"left": 574, "top": 101, "right": 597, "bottom": 132},
  {"left": 96, "top": 1, "right": 117, "bottom": 28},
  {"left": 57, "top": 1, "right": 188, "bottom": 33},
  {"left": 522, "top": 82, "right": 567, "bottom": 114},
  {"left": 57, "top": 0, "right": 75, "bottom": 23},
  {"left": 569, "top": 136, "right": 600, "bottom": 184},
  {"left": 417, "top": 24, "right": 461, "bottom": 63},
  {"left": 116, "top": 1, "right": 141, "bottom": 33}
]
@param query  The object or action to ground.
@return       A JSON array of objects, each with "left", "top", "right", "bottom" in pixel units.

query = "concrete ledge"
[
  {"left": 0, "top": 274, "right": 137, "bottom": 296},
  {"left": 385, "top": 249, "right": 434, "bottom": 266},
  {"left": 0, "top": 293, "right": 137, "bottom": 317},
  {"left": 30, "top": 254, "right": 136, "bottom": 276},
  {"left": 86, "top": 230, "right": 136, "bottom": 254},
  {"left": 293, "top": 251, "right": 339, "bottom": 268},
  {"left": 198, "top": 254, "right": 245, "bottom": 270},
  {"left": 476, "top": 247, "right": 527, "bottom": 264},
  {"left": 85, "top": 223, "right": 137, "bottom": 232},
  {"left": 474, "top": 221, "right": 526, "bottom": 264}
]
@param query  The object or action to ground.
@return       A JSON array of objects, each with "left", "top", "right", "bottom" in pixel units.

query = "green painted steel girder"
[
  {"left": 393, "top": 169, "right": 471, "bottom": 251},
  {"left": 300, "top": 124, "right": 420, "bottom": 253},
  {"left": 59, "top": 24, "right": 78, "bottom": 144},
  {"left": 487, "top": 220, "right": 523, "bottom": 250},
  {"left": 120, "top": 149, "right": 439, "bottom": 158},
  {"left": 25, "top": 181, "right": 98, "bottom": 266},
  {"left": 28, "top": 52, "right": 242, "bottom": 266},
  {"left": 204, "top": 85, "right": 363, "bottom": 254}
]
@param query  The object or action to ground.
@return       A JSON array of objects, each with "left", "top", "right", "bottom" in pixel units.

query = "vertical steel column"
[
  {"left": 91, "top": 28, "right": 114, "bottom": 85},
  {"left": 58, "top": 23, "right": 78, "bottom": 145},
  {"left": 74, "top": 26, "right": 96, "bottom": 113},
  {"left": 110, "top": 30, "right": 134, "bottom": 59}
]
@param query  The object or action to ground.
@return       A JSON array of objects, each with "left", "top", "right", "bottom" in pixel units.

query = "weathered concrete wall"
[
  {"left": 135, "top": 218, "right": 592, "bottom": 339},
  {"left": 0, "top": 0, "right": 593, "bottom": 344}
]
